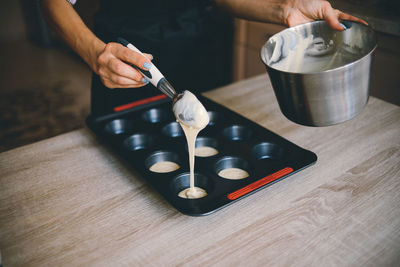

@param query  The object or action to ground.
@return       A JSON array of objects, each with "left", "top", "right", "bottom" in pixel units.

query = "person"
[{"left": 42, "top": 0, "right": 367, "bottom": 115}]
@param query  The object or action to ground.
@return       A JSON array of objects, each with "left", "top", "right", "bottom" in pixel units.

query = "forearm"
[
  {"left": 215, "top": 0, "right": 367, "bottom": 30},
  {"left": 41, "top": 0, "right": 105, "bottom": 73},
  {"left": 215, "top": 0, "right": 287, "bottom": 25}
]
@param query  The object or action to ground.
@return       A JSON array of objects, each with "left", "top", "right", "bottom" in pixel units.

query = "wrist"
[
  {"left": 74, "top": 32, "right": 105, "bottom": 74},
  {"left": 86, "top": 38, "right": 105, "bottom": 74},
  {"left": 216, "top": 0, "right": 289, "bottom": 26}
]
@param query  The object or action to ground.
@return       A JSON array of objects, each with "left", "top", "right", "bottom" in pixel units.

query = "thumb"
[{"left": 323, "top": 6, "right": 345, "bottom": 31}]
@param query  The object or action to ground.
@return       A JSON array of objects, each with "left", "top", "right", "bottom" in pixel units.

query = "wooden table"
[{"left": 1, "top": 75, "right": 399, "bottom": 266}]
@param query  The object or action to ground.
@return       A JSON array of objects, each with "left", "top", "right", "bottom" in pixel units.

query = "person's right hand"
[{"left": 95, "top": 42, "right": 153, "bottom": 89}]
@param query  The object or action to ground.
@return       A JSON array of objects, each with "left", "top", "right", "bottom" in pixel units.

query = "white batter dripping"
[{"left": 173, "top": 91, "right": 209, "bottom": 199}]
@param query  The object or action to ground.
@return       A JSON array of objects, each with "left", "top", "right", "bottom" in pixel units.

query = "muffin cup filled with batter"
[
  {"left": 171, "top": 172, "right": 213, "bottom": 199},
  {"left": 145, "top": 151, "right": 181, "bottom": 173},
  {"left": 215, "top": 156, "right": 251, "bottom": 180},
  {"left": 194, "top": 137, "right": 219, "bottom": 157}
]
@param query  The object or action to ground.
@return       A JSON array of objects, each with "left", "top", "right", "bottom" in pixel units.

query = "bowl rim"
[{"left": 260, "top": 20, "right": 378, "bottom": 75}]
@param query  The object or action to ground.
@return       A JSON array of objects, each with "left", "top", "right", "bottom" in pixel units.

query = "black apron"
[{"left": 91, "top": 0, "right": 233, "bottom": 116}]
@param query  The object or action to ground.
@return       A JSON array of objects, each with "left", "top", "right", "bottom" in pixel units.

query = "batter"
[
  {"left": 218, "top": 168, "right": 249, "bottom": 180},
  {"left": 195, "top": 146, "right": 219, "bottom": 157},
  {"left": 149, "top": 161, "right": 180, "bottom": 173},
  {"left": 173, "top": 91, "right": 209, "bottom": 199},
  {"left": 267, "top": 31, "right": 361, "bottom": 73},
  {"left": 178, "top": 187, "right": 207, "bottom": 199}
]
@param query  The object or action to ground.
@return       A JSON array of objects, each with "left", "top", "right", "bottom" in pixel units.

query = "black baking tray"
[{"left": 86, "top": 95, "right": 317, "bottom": 216}]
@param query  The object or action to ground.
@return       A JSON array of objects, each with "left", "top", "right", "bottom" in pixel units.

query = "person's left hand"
[{"left": 283, "top": 0, "right": 368, "bottom": 30}]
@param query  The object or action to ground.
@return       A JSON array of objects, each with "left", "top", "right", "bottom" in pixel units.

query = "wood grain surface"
[{"left": 1, "top": 74, "right": 399, "bottom": 266}]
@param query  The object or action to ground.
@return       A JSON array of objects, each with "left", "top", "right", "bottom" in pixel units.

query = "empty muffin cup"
[
  {"left": 104, "top": 119, "right": 133, "bottom": 135},
  {"left": 195, "top": 137, "right": 219, "bottom": 157},
  {"left": 145, "top": 151, "right": 181, "bottom": 173},
  {"left": 223, "top": 125, "right": 252, "bottom": 141},
  {"left": 123, "top": 133, "right": 154, "bottom": 151},
  {"left": 162, "top": 122, "right": 184, "bottom": 138},
  {"left": 171, "top": 173, "right": 213, "bottom": 199},
  {"left": 207, "top": 111, "right": 223, "bottom": 126},
  {"left": 252, "top": 142, "right": 285, "bottom": 160},
  {"left": 142, "top": 108, "right": 170, "bottom": 123},
  {"left": 215, "top": 156, "right": 250, "bottom": 180}
]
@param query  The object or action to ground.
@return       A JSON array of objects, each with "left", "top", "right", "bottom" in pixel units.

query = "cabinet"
[{"left": 232, "top": 19, "right": 285, "bottom": 81}]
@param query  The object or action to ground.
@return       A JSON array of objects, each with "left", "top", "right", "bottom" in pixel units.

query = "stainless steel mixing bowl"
[{"left": 261, "top": 20, "right": 377, "bottom": 126}]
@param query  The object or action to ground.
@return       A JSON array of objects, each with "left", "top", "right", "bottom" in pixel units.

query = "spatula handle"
[{"left": 117, "top": 37, "right": 165, "bottom": 89}]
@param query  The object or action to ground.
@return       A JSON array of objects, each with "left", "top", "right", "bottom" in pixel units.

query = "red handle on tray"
[
  {"left": 114, "top": 94, "right": 167, "bottom": 112},
  {"left": 227, "top": 167, "right": 293, "bottom": 200}
]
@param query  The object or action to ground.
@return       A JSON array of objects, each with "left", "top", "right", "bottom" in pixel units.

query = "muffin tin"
[{"left": 86, "top": 95, "right": 317, "bottom": 216}]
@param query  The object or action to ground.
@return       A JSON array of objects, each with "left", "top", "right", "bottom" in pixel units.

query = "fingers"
[
  {"left": 101, "top": 76, "right": 146, "bottom": 89},
  {"left": 107, "top": 57, "right": 143, "bottom": 82},
  {"left": 322, "top": 2, "right": 368, "bottom": 31},
  {"left": 111, "top": 43, "right": 153, "bottom": 71},
  {"left": 143, "top": 53, "right": 153, "bottom": 61},
  {"left": 98, "top": 59, "right": 148, "bottom": 89},
  {"left": 100, "top": 70, "right": 146, "bottom": 88},
  {"left": 322, "top": 4, "right": 345, "bottom": 31},
  {"left": 96, "top": 42, "right": 153, "bottom": 89},
  {"left": 338, "top": 11, "right": 368, "bottom": 26}
]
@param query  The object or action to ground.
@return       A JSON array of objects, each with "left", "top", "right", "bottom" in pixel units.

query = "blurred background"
[{"left": 1, "top": 0, "right": 399, "bottom": 153}]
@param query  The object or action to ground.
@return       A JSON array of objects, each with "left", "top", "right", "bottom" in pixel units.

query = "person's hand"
[
  {"left": 283, "top": 0, "right": 368, "bottom": 30},
  {"left": 95, "top": 42, "right": 153, "bottom": 89}
]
